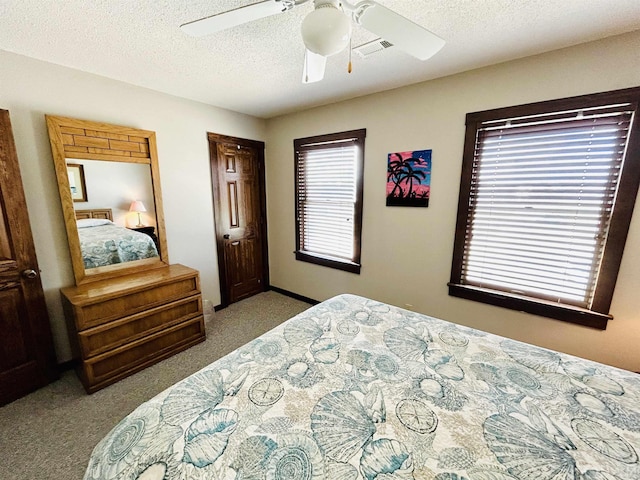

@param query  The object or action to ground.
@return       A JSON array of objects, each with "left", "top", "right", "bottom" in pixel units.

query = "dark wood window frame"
[
  {"left": 294, "top": 129, "right": 366, "bottom": 274},
  {"left": 449, "top": 87, "right": 640, "bottom": 329}
]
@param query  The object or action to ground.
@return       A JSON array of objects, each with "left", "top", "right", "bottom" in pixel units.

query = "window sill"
[
  {"left": 295, "top": 251, "right": 361, "bottom": 274},
  {"left": 448, "top": 283, "right": 611, "bottom": 330}
]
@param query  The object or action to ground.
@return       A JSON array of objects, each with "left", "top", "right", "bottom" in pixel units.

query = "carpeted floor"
[{"left": 0, "top": 291, "right": 311, "bottom": 480}]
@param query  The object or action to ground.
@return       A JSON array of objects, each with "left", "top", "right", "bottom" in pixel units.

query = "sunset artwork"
[{"left": 386, "top": 149, "right": 432, "bottom": 207}]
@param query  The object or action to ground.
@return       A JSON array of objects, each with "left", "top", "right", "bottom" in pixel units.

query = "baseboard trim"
[
  {"left": 268, "top": 286, "right": 319, "bottom": 305},
  {"left": 213, "top": 287, "right": 318, "bottom": 311},
  {"left": 58, "top": 359, "right": 79, "bottom": 373}
]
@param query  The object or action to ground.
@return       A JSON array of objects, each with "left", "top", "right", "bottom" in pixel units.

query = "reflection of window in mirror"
[{"left": 66, "top": 160, "right": 156, "bottom": 229}]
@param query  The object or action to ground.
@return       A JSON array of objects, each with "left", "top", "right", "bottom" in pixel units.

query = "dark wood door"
[
  {"left": 0, "top": 109, "right": 58, "bottom": 405},
  {"left": 209, "top": 134, "right": 268, "bottom": 306}
]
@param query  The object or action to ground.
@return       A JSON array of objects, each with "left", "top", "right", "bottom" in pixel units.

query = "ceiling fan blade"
[
  {"left": 181, "top": 0, "right": 293, "bottom": 37},
  {"left": 302, "top": 49, "right": 326, "bottom": 84},
  {"left": 353, "top": 1, "right": 445, "bottom": 61}
]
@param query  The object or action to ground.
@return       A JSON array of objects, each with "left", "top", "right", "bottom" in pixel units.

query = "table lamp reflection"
[{"left": 129, "top": 200, "right": 147, "bottom": 227}]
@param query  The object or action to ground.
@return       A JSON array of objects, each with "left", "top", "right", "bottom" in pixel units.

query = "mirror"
[{"left": 46, "top": 115, "right": 169, "bottom": 285}]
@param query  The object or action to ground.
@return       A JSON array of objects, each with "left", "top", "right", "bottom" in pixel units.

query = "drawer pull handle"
[{"left": 231, "top": 241, "right": 240, "bottom": 246}]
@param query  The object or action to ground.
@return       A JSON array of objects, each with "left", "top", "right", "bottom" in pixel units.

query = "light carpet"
[{"left": 0, "top": 290, "right": 311, "bottom": 480}]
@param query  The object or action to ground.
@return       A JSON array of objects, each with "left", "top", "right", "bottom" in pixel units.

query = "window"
[
  {"left": 449, "top": 87, "right": 640, "bottom": 329},
  {"left": 294, "top": 129, "right": 366, "bottom": 273}
]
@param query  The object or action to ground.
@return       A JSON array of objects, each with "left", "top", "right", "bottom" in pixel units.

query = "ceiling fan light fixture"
[{"left": 301, "top": 3, "right": 352, "bottom": 56}]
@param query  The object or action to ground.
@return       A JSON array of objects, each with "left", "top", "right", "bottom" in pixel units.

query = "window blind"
[
  {"left": 296, "top": 138, "right": 360, "bottom": 262},
  {"left": 461, "top": 104, "right": 634, "bottom": 308}
]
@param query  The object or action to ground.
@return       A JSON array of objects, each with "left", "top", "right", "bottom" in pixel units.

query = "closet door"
[
  {"left": 0, "top": 109, "right": 58, "bottom": 405},
  {"left": 209, "top": 133, "right": 269, "bottom": 307}
]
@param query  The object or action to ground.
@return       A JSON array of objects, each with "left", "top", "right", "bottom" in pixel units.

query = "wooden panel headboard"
[{"left": 75, "top": 209, "right": 113, "bottom": 221}]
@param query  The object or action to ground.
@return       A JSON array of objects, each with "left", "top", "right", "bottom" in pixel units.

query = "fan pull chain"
[{"left": 348, "top": 36, "right": 352, "bottom": 74}]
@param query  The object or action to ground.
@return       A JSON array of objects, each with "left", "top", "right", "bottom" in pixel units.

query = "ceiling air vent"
[{"left": 354, "top": 38, "right": 394, "bottom": 58}]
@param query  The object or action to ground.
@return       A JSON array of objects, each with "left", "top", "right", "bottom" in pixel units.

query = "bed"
[
  {"left": 83, "top": 294, "right": 640, "bottom": 480},
  {"left": 75, "top": 209, "right": 158, "bottom": 268}
]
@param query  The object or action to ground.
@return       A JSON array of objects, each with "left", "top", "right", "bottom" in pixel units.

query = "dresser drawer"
[
  {"left": 78, "top": 295, "right": 202, "bottom": 358},
  {"left": 75, "top": 276, "right": 199, "bottom": 330},
  {"left": 61, "top": 265, "right": 207, "bottom": 393},
  {"left": 82, "top": 315, "right": 205, "bottom": 392}
]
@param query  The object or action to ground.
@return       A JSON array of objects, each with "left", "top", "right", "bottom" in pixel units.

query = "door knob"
[
  {"left": 22, "top": 269, "right": 38, "bottom": 279},
  {"left": 223, "top": 234, "right": 230, "bottom": 239}
]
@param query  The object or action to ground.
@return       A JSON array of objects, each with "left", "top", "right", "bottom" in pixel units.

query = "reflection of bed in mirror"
[{"left": 75, "top": 208, "right": 158, "bottom": 268}]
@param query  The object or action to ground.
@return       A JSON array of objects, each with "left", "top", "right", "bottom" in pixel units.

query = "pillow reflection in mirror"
[{"left": 77, "top": 218, "right": 114, "bottom": 228}]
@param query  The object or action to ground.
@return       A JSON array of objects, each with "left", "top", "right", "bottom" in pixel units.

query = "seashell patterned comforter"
[
  {"left": 79, "top": 224, "right": 158, "bottom": 268},
  {"left": 83, "top": 294, "right": 640, "bottom": 480}
]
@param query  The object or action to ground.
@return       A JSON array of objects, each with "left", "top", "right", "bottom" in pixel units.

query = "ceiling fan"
[{"left": 181, "top": 0, "right": 445, "bottom": 84}]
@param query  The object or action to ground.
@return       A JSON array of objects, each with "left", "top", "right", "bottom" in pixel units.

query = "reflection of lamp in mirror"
[{"left": 129, "top": 200, "right": 147, "bottom": 227}]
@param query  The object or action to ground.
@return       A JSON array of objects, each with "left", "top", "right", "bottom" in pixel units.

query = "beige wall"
[
  {"left": 265, "top": 30, "right": 640, "bottom": 372},
  {"left": 3, "top": 31, "right": 640, "bottom": 370},
  {"left": 0, "top": 50, "right": 266, "bottom": 362}
]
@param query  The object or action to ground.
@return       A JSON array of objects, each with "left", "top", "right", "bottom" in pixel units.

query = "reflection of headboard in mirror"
[
  {"left": 46, "top": 115, "right": 168, "bottom": 285},
  {"left": 75, "top": 209, "right": 113, "bottom": 221}
]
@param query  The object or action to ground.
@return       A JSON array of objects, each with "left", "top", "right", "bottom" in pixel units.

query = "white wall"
[
  {"left": 68, "top": 160, "right": 156, "bottom": 227},
  {"left": 265, "top": 30, "right": 640, "bottom": 372},
  {"left": 0, "top": 50, "right": 266, "bottom": 362}
]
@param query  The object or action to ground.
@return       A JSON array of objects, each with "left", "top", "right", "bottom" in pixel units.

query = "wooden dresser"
[{"left": 61, "top": 264, "right": 206, "bottom": 393}]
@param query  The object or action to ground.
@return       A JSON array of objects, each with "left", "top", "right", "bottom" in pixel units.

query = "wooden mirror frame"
[{"left": 46, "top": 115, "right": 169, "bottom": 285}]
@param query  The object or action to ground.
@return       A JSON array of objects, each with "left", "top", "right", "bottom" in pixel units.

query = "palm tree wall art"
[{"left": 386, "top": 150, "right": 432, "bottom": 207}]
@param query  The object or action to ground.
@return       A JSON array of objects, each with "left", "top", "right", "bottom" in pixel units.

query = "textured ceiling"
[{"left": 1, "top": 1, "right": 639, "bottom": 118}]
